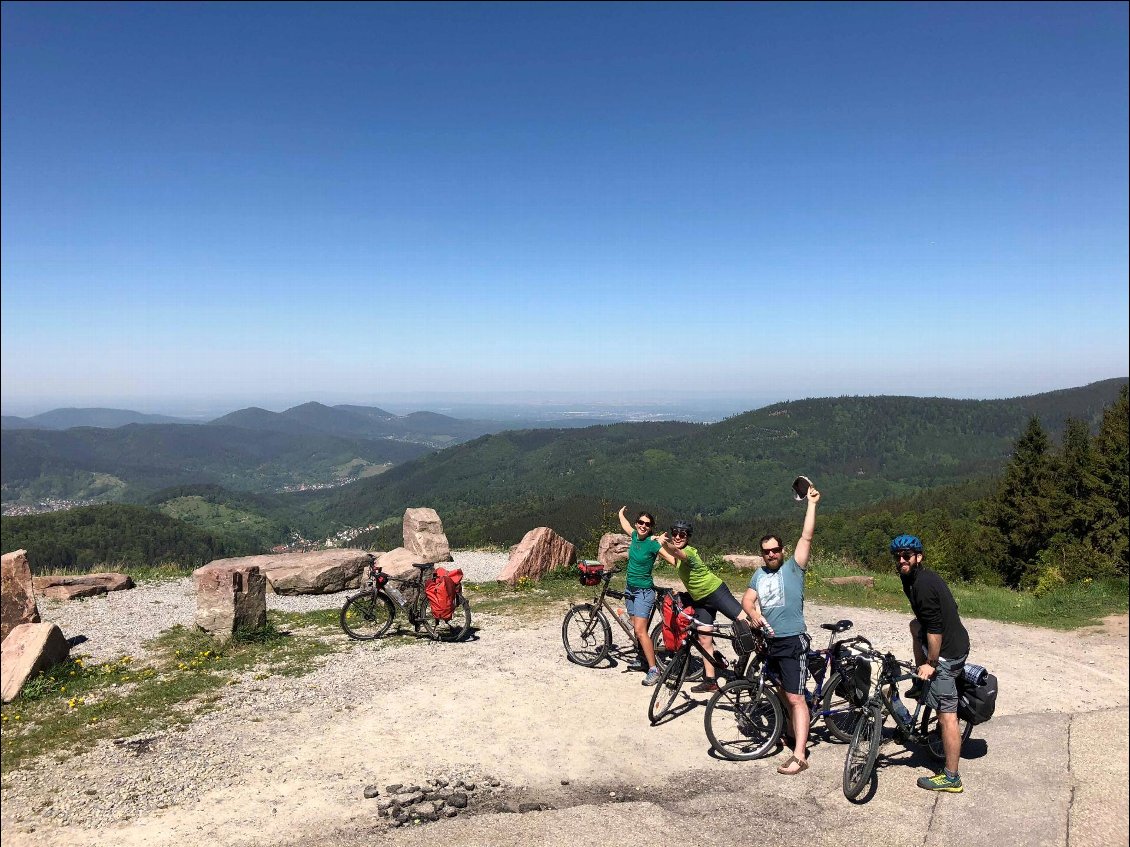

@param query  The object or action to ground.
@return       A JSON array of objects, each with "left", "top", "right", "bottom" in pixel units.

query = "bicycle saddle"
[{"left": 820, "top": 619, "right": 854, "bottom": 633}]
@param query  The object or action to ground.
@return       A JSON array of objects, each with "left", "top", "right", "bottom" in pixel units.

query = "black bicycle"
[
  {"left": 842, "top": 649, "right": 974, "bottom": 800},
  {"left": 647, "top": 614, "right": 749, "bottom": 725},
  {"left": 340, "top": 561, "right": 472, "bottom": 642},
  {"left": 561, "top": 563, "right": 680, "bottom": 671},
  {"left": 703, "top": 619, "right": 871, "bottom": 760}
]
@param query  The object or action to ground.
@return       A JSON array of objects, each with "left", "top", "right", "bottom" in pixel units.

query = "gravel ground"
[{"left": 34, "top": 551, "right": 509, "bottom": 665}]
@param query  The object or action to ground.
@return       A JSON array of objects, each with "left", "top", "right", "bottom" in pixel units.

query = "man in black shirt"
[{"left": 891, "top": 534, "right": 970, "bottom": 793}]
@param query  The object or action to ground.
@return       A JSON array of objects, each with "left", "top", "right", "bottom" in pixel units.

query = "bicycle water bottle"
[
  {"left": 890, "top": 689, "right": 912, "bottom": 724},
  {"left": 615, "top": 607, "right": 630, "bottom": 628},
  {"left": 385, "top": 584, "right": 405, "bottom": 606}
]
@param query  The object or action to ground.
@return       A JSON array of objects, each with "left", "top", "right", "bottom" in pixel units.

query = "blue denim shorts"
[{"left": 624, "top": 586, "right": 656, "bottom": 619}]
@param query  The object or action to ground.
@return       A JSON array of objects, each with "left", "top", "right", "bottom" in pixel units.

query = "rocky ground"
[{"left": 1, "top": 554, "right": 1127, "bottom": 847}]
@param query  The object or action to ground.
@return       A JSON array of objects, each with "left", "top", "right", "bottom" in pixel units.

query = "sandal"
[{"left": 777, "top": 755, "right": 809, "bottom": 776}]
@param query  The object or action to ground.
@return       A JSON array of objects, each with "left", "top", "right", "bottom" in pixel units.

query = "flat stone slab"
[
  {"left": 1, "top": 622, "right": 69, "bottom": 702},
  {"left": 822, "top": 576, "right": 876, "bottom": 588},
  {"left": 34, "top": 572, "right": 135, "bottom": 600},
  {"left": 203, "top": 550, "right": 372, "bottom": 595}
]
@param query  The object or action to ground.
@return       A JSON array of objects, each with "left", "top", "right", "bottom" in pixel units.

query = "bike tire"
[
  {"left": 562, "top": 604, "right": 612, "bottom": 667},
  {"left": 431, "top": 596, "right": 472, "bottom": 642},
  {"left": 704, "top": 678, "right": 784, "bottom": 760},
  {"left": 922, "top": 706, "right": 974, "bottom": 762},
  {"left": 648, "top": 648, "right": 691, "bottom": 724},
  {"left": 843, "top": 702, "right": 884, "bottom": 800},
  {"left": 821, "top": 671, "right": 862, "bottom": 743},
  {"left": 340, "top": 591, "right": 396, "bottom": 640},
  {"left": 649, "top": 623, "right": 706, "bottom": 682}
]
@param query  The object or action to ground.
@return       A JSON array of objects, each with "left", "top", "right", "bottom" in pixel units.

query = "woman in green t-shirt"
[{"left": 617, "top": 505, "right": 669, "bottom": 686}]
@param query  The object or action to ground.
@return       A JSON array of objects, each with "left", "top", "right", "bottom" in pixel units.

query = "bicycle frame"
[{"left": 585, "top": 570, "right": 669, "bottom": 650}]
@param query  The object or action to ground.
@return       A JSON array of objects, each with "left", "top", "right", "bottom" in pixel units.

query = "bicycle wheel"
[
  {"left": 821, "top": 671, "right": 862, "bottom": 743},
  {"left": 650, "top": 623, "right": 705, "bottom": 681},
  {"left": 432, "top": 596, "right": 472, "bottom": 642},
  {"left": 562, "top": 604, "right": 612, "bottom": 667},
  {"left": 648, "top": 648, "right": 692, "bottom": 724},
  {"left": 340, "top": 591, "right": 396, "bottom": 640},
  {"left": 704, "top": 679, "right": 784, "bottom": 760},
  {"left": 922, "top": 707, "right": 974, "bottom": 762},
  {"left": 843, "top": 703, "right": 884, "bottom": 800}
]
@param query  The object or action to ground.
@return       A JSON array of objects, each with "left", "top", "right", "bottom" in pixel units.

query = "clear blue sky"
[{"left": 2, "top": 2, "right": 1127, "bottom": 416}]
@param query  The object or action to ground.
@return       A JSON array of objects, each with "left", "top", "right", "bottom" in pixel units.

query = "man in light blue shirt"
[{"left": 742, "top": 484, "right": 821, "bottom": 776}]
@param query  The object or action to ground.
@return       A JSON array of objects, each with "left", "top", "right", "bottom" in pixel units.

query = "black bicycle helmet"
[
  {"left": 670, "top": 520, "right": 694, "bottom": 538},
  {"left": 889, "top": 534, "right": 924, "bottom": 554}
]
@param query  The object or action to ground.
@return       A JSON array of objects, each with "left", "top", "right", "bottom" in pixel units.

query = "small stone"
[
  {"left": 376, "top": 798, "right": 395, "bottom": 812},
  {"left": 412, "top": 801, "right": 437, "bottom": 818},
  {"left": 424, "top": 791, "right": 443, "bottom": 801},
  {"left": 444, "top": 807, "right": 458, "bottom": 818},
  {"left": 363, "top": 785, "right": 380, "bottom": 799},
  {"left": 560, "top": 779, "right": 570, "bottom": 786},
  {"left": 462, "top": 781, "right": 476, "bottom": 791},
  {"left": 434, "top": 777, "right": 449, "bottom": 788},
  {"left": 385, "top": 783, "right": 403, "bottom": 793},
  {"left": 447, "top": 792, "right": 468, "bottom": 809}
]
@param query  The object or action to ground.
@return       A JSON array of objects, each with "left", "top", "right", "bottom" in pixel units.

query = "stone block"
[
  {"left": 403, "top": 507, "right": 453, "bottom": 564},
  {"left": 1, "top": 549, "right": 40, "bottom": 644},
  {"left": 498, "top": 527, "right": 576, "bottom": 585},
  {"left": 192, "top": 562, "right": 267, "bottom": 642},
  {"left": 598, "top": 533, "right": 630, "bottom": 570},
  {"left": 1, "top": 622, "right": 69, "bottom": 703}
]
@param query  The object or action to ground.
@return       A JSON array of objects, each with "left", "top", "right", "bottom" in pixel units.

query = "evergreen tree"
[
  {"left": 980, "top": 416, "right": 1061, "bottom": 586},
  {"left": 1090, "top": 386, "right": 1129, "bottom": 573},
  {"left": 1057, "top": 417, "right": 1101, "bottom": 543}
]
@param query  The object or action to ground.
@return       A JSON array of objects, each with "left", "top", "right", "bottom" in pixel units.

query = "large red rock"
[
  {"left": 402, "top": 508, "right": 453, "bottom": 563},
  {"left": 33, "top": 572, "right": 135, "bottom": 600},
  {"left": 723, "top": 554, "right": 766, "bottom": 570},
  {"left": 203, "top": 550, "right": 372, "bottom": 595},
  {"left": 192, "top": 562, "right": 267, "bottom": 642},
  {"left": 1, "top": 622, "right": 69, "bottom": 703},
  {"left": 498, "top": 527, "right": 577, "bottom": 586},
  {"left": 1, "top": 549, "right": 40, "bottom": 644},
  {"left": 598, "top": 533, "right": 630, "bottom": 570}
]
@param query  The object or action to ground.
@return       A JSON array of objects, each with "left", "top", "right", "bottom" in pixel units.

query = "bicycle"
[
  {"left": 703, "top": 619, "right": 871, "bottom": 760},
  {"left": 340, "top": 560, "right": 472, "bottom": 642},
  {"left": 561, "top": 564, "right": 684, "bottom": 672},
  {"left": 842, "top": 648, "right": 974, "bottom": 800},
  {"left": 647, "top": 615, "right": 749, "bottom": 725}
]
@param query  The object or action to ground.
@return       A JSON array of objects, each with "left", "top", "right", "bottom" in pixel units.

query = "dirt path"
[{"left": 2, "top": 599, "right": 1127, "bottom": 847}]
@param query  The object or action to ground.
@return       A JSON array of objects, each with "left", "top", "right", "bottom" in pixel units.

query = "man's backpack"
[
  {"left": 425, "top": 567, "right": 463, "bottom": 621},
  {"left": 661, "top": 592, "right": 694, "bottom": 652},
  {"left": 957, "top": 667, "right": 998, "bottom": 725}
]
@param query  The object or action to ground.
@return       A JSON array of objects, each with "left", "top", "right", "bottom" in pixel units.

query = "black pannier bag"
[
  {"left": 958, "top": 670, "right": 998, "bottom": 725},
  {"left": 834, "top": 642, "right": 872, "bottom": 707}
]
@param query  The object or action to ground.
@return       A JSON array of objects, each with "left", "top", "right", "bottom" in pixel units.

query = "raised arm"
[
  {"left": 660, "top": 537, "right": 688, "bottom": 562},
  {"left": 617, "top": 506, "right": 634, "bottom": 535},
  {"left": 793, "top": 486, "right": 821, "bottom": 569}
]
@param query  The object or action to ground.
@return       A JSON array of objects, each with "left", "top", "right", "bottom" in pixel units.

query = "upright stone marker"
[
  {"left": 403, "top": 508, "right": 453, "bottom": 563},
  {"left": 1, "top": 549, "right": 41, "bottom": 644},
  {"left": 193, "top": 562, "right": 267, "bottom": 642}
]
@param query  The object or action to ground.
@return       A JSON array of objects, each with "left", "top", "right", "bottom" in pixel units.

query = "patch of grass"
[{"left": 0, "top": 611, "right": 341, "bottom": 773}]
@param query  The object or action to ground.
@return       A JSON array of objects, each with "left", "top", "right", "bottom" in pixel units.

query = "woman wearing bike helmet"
[{"left": 660, "top": 520, "right": 743, "bottom": 693}]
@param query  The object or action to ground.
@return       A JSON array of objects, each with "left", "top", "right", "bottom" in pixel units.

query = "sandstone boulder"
[
  {"left": 33, "top": 572, "right": 135, "bottom": 601},
  {"left": 1, "top": 549, "right": 40, "bottom": 644},
  {"left": 822, "top": 576, "right": 875, "bottom": 589},
  {"left": 203, "top": 550, "right": 373, "bottom": 595},
  {"left": 498, "top": 527, "right": 576, "bottom": 585},
  {"left": 723, "top": 554, "right": 766, "bottom": 570},
  {"left": 377, "top": 547, "right": 425, "bottom": 579},
  {"left": 598, "top": 533, "right": 630, "bottom": 570},
  {"left": 403, "top": 508, "right": 453, "bottom": 563},
  {"left": 193, "top": 562, "right": 267, "bottom": 642},
  {"left": 1, "top": 622, "right": 69, "bottom": 703}
]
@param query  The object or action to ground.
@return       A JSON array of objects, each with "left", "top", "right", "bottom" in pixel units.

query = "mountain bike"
[
  {"left": 842, "top": 648, "right": 974, "bottom": 801},
  {"left": 561, "top": 564, "right": 686, "bottom": 672},
  {"left": 703, "top": 620, "right": 871, "bottom": 761},
  {"left": 647, "top": 615, "right": 750, "bottom": 725},
  {"left": 340, "top": 561, "right": 472, "bottom": 642}
]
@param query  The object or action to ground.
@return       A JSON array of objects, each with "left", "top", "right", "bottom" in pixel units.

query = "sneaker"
[
  {"left": 642, "top": 667, "right": 662, "bottom": 686},
  {"left": 690, "top": 680, "right": 719, "bottom": 694},
  {"left": 917, "top": 772, "right": 963, "bottom": 793},
  {"left": 626, "top": 660, "right": 646, "bottom": 672},
  {"left": 906, "top": 679, "right": 926, "bottom": 700}
]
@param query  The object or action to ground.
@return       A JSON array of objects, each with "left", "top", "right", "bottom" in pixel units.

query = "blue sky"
[{"left": 2, "top": 2, "right": 1127, "bottom": 416}]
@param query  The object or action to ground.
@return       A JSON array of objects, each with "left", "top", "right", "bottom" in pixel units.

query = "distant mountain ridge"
[{"left": 1, "top": 407, "right": 196, "bottom": 430}]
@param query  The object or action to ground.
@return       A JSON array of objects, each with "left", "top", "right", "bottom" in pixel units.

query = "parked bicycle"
[
  {"left": 647, "top": 615, "right": 749, "bottom": 725},
  {"left": 340, "top": 561, "right": 472, "bottom": 642},
  {"left": 703, "top": 619, "right": 871, "bottom": 761},
  {"left": 842, "top": 648, "right": 974, "bottom": 800},
  {"left": 561, "top": 563, "right": 680, "bottom": 671}
]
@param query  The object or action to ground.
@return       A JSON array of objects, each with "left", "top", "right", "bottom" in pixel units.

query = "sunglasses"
[
  {"left": 636, "top": 520, "right": 653, "bottom": 528},
  {"left": 671, "top": 531, "right": 688, "bottom": 539},
  {"left": 893, "top": 551, "right": 917, "bottom": 562},
  {"left": 761, "top": 545, "right": 783, "bottom": 555}
]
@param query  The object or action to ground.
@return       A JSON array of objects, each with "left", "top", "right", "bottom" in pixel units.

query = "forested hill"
[{"left": 309, "top": 379, "right": 1128, "bottom": 533}]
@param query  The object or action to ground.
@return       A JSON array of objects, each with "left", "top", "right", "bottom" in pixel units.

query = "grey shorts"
[{"left": 924, "top": 655, "right": 966, "bottom": 713}]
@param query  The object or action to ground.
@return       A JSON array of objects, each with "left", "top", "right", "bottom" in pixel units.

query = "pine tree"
[
  {"left": 980, "top": 416, "right": 1061, "bottom": 586},
  {"left": 1090, "top": 386, "right": 1129, "bottom": 573},
  {"left": 1057, "top": 417, "right": 1101, "bottom": 543}
]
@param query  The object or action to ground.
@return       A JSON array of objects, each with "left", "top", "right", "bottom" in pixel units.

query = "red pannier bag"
[
  {"left": 578, "top": 561, "right": 604, "bottom": 586},
  {"left": 425, "top": 567, "right": 463, "bottom": 621},
  {"left": 661, "top": 592, "right": 694, "bottom": 651}
]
